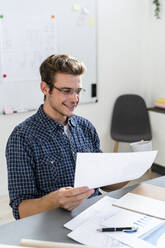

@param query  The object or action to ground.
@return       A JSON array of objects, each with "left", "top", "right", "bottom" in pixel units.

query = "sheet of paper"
[
  {"left": 113, "top": 193, "right": 165, "bottom": 219},
  {"left": 103, "top": 210, "right": 164, "bottom": 248},
  {"left": 64, "top": 196, "right": 119, "bottom": 231},
  {"left": 65, "top": 196, "right": 128, "bottom": 247},
  {"left": 67, "top": 197, "right": 163, "bottom": 248},
  {"left": 68, "top": 217, "right": 129, "bottom": 248},
  {"left": 74, "top": 151, "right": 157, "bottom": 188}
]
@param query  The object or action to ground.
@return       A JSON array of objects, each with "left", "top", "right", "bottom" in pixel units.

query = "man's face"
[{"left": 42, "top": 73, "right": 82, "bottom": 123}]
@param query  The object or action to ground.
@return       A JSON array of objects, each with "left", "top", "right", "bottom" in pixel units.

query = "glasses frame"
[{"left": 52, "top": 85, "right": 85, "bottom": 95}]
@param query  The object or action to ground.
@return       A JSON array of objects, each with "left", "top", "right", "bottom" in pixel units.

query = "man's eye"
[{"left": 62, "top": 89, "right": 72, "bottom": 93}]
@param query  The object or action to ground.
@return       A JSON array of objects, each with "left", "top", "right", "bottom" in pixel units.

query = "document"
[
  {"left": 65, "top": 196, "right": 164, "bottom": 248},
  {"left": 113, "top": 193, "right": 165, "bottom": 219},
  {"left": 65, "top": 196, "right": 128, "bottom": 248},
  {"left": 64, "top": 196, "right": 119, "bottom": 231},
  {"left": 103, "top": 207, "right": 164, "bottom": 248},
  {"left": 68, "top": 217, "right": 128, "bottom": 248},
  {"left": 74, "top": 151, "right": 157, "bottom": 188}
]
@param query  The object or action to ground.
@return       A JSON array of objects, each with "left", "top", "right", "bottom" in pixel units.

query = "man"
[{"left": 6, "top": 54, "right": 126, "bottom": 220}]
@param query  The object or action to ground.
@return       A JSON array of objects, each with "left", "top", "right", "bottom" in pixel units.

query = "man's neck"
[{"left": 43, "top": 104, "right": 67, "bottom": 125}]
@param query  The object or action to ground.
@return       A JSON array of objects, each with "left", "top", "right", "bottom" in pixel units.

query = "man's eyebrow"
[
  {"left": 60, "top": 87, "right": 72, "bottom": 89},
  {"left": 60, "top": 87, "right": 82, "bottom": 89}
]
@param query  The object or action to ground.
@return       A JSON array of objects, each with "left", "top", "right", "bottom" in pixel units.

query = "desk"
[{"left": 0, "top": 176, "right": 164, "bottom": 245}]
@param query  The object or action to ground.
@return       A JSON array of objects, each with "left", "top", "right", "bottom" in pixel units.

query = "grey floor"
[{"left": 0, "top": 171, "right": 161, "bottom": 225}]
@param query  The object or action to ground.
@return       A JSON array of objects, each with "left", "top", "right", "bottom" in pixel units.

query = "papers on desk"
[
  {"left": 65, "top": 196, "right": 165, "bottom": 248},
  {"left": 112, "top": 183, "right": 165, "bottom": 220},
  {"left": 74, "top": 151, "right": 157, "bottom": 188},
  {"left": 65, "top": 196, "right": 128, "bottom": 248},
  {"left": 113, "top": 193, "right": 165, "bottom": 220},
  {"left": 64, "top": 196, "right": 119, "bottom": 231}
]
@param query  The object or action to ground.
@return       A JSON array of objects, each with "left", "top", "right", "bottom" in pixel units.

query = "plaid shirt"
[{"left": 6, "top": 105, "right": 101, "bottom": 219}]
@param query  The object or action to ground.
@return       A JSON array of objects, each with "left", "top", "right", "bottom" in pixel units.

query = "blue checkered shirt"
[{"left": 6, "top": 105, "right": 101, "bottom": 219}]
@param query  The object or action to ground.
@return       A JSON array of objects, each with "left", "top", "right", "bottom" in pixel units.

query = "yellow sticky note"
[
  {"left": 88, "top": 17, "right": 94, "bottom": 25},
  {"left": 73, "top": 3, "right": 81, "bottom": 11}
]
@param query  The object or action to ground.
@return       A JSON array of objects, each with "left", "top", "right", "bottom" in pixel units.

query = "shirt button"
[
  {"left": 72, "top": 151, "right": 75, "bottom": 155},
  {"left": 63, "top": 132, "right": 65, "bottom": 135}
]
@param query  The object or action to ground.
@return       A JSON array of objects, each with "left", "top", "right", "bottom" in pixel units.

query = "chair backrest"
[{"left": 111, "top": 94, "right": 152, "bottom": 143}]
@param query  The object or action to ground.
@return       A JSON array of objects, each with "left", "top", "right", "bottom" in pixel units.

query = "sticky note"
[
  {"left": 88, "top": 18, "right": 94, "bottom": 25},
  {"left": 73, "top": 3, "right": 81, "bottom": 11},
  {"left": 3, "top": 106, "right": 13, "bottom": 114},
  {"left": 77, "top": 15, "right": 85, "bottom": 25},
  {"left": 82, "top": 7, "right": 90, "bottom": 15},
  {"left": 51, "top": 15, "right": 55, "bottom": 19}
]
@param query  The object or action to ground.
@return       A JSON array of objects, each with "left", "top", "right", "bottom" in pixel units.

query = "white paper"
[
  {"left": 66, "top": 196, "right": 163, "bottom": 248},
  {"left": 68, "top": 217, "right": 128, "bottom": 248},
  {"left": 103, "top": 209, "right": 164, "bottom": 248},
  {"left": 74, "top": 151, "right": 157, "bottom": 188},
  {"left": 65, "top": 196, "right": 119, "bottom": 231},
  {"left": 113, "top": 193, "right": 165, "bottom": 219},
  {"left": 65, "top": 196, "right": 129, "bottom": 248}
]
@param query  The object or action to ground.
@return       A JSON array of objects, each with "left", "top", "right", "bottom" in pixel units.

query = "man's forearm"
[
  {"left": 18, "top": 192, "right": 59, "bottom": 219},
  {"left": 18, "top": 186, "right": 94, "bottom": 219}
]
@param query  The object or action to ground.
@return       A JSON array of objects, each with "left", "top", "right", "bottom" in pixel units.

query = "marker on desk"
[{"left": 97, "top": 227, "right": 138, "bottom": 233}]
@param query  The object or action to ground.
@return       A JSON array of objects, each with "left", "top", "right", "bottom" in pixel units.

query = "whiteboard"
[{"left": 0, "top": 0, "right": 97, "bottom": 114}]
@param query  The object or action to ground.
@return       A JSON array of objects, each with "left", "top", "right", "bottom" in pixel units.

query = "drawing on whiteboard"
[
  {"left": 0, "top": 0, "right": 97, "bottom": 113},
  {"left": 0, "top": 13, "right": 57, "bottom": 83}
]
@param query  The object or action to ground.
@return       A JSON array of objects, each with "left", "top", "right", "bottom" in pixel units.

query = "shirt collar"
[{"left": 36, "top": 105, "right": 76, "bottom": 131}]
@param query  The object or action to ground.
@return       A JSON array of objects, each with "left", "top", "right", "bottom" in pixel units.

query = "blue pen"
[{"left": 97, "top": 227, "right": 138, "bottom": 233}]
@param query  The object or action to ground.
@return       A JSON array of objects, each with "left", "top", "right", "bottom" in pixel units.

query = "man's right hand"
[
  {"left": 48, "top": 186, "right": 94, "bottom": 211},
  {"left": 19, "top": 186, "right": 94, "bottom": 219}
]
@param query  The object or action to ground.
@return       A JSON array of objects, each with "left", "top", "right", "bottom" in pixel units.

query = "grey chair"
[{"left": 111, "top": 94, "right": 152, "bottom": 178}]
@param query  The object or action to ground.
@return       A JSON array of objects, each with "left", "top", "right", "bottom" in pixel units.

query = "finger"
[
  {"left": 64, "top": 186, "right": 91, "bottom": 197},
  {"left": 67, "top": 200, "right": 83, "bottom": 211},
  {"left": 64, "top": 199, "right": 84, "bottom": 211},
  {"left": 64, "top": 189, "right": 94, "bottom": 206},
  {"left": 71, "top": 189, "right": 94, "bottom": 201}
]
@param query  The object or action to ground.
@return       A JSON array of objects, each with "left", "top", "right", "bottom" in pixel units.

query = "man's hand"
[
  {"left": 49, "top": 186, "right": 94, "bottom": 211},
  {"left": 19, "top": 186, "right": 94, "bottom": 218}
]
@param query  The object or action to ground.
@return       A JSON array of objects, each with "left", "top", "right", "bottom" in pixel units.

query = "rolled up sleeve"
[{"left": 6, "top": 131, "right": 39, "bottom": 219}]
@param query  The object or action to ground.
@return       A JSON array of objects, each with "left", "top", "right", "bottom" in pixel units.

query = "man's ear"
[{"left": 40, "top": 81, "right": 49, "bottom": 96}]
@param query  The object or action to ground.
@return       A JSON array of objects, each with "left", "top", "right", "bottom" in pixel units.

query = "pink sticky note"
[
  {"left": 82, "top": 7, "right": 90, "bottom": 15},
  {"left": 3, "top": 106, "right": 13, "bottom": 114},
  {"left": 77, "top": 15, "right": 85, "bottom": 25}
]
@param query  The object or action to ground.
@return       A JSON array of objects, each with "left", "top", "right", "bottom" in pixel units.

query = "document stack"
[{"left": 154, "top": 98, "right": 165, "bottom": 109}]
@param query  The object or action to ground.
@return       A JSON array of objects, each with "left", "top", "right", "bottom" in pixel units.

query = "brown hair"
[{"left": 40, "top": 54, "right": 86, "bottom": 100}]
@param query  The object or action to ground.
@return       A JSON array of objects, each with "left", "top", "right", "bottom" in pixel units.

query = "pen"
[{"left": 97, "top": 227, "right": 138, "bottom": 232}]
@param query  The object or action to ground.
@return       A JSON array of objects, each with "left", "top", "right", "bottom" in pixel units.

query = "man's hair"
[{"left": 40, "top": 54, "right": 86, "bottom": 100}]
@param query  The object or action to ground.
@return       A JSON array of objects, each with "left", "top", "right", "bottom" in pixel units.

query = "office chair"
[{"left": 111, "top": 94, "right": 152, "bottom": 178}]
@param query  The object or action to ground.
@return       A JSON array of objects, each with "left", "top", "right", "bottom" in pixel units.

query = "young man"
[{"left": 6, "top": 54, "right": 126, "bottom": 220}]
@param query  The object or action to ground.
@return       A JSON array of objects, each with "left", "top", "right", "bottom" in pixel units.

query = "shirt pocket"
[
  {"left": 78, "top": 140, "right": 94, "bottom": 152},
  {"left": 35, "top": 154, "right": 61, "bottom": 189}
]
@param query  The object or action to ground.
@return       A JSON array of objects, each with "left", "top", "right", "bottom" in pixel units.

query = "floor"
[{"left": 0, "top": 171, "right": 161, "bottom": 226}]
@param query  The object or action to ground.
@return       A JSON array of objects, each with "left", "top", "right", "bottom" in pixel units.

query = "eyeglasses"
[{"left": 53, "top": 85, "right": 85, "bottom": 95}]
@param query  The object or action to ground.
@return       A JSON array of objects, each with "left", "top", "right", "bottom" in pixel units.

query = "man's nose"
[{"left": 70, "top": 91, "right": 79, "bottom": 101}]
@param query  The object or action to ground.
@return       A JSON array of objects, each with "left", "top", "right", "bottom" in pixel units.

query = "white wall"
[
  {"left": 0, "top": 0, "right": 162, "bottom": 196},
  {"left": 141, "top": 1, "right": 165, "bottom": 106}
]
